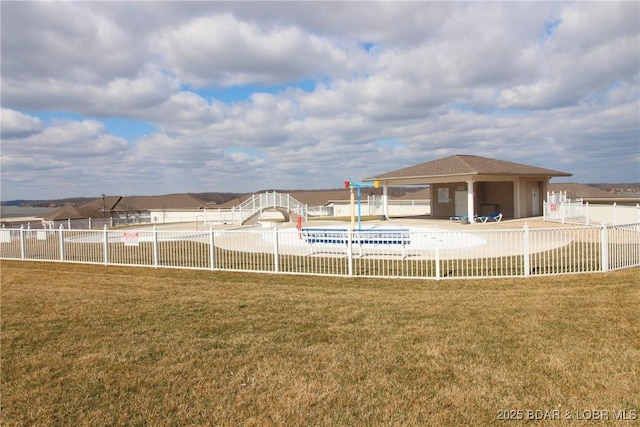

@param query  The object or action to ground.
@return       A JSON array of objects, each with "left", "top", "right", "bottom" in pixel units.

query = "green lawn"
[{"left": 1, "top": 261, "right": 639, "bottom": 426}]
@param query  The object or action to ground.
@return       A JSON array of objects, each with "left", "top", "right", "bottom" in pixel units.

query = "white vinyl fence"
[
  {"left": 2, "top": 223, "right": 638, "bottom": 279},
  {"left": 544, "top": 199, "right": 640, "bottom": 226}
]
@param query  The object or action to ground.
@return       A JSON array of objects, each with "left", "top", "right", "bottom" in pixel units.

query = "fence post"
[
  {"left": 89, "top": 217, "right": 92, "bottom": 229},
  {"left": 613, "top": 202, "right": 617, "bottom": 226},
  {"left": 209, "top": 227, "right": 216, "bottom": 271},
  {"left": 273, "top": 226, "right": 280, "bottom": 273},
  {"left": 585, "top": 202, "right": 590, "bottom": 226},
  {"left": 523, "top": 223, "right": 530, "bottom": 277},
  {"left": 434, "top": 226, "right": 441, "bottom": 280},
  {"left": 103, "top": 225, "right": 109, "bottom": 265},
  {"left": 153, "top": 225, "right": 159, "bottom": 268},
  {"left": 19, "top": 225, "right": 26, "bottom": 260},
  {"left": 59, "top": 225, "right": 65, "bottom": 261},
  {"left": 347, "top": 228, "right": 354, "bottom": 276},
  {"left": 68, "top": 218, "right": 71, "bottom": 229},
  {"left": 600, "top": 223, "right": 609, "bottom": 272}
]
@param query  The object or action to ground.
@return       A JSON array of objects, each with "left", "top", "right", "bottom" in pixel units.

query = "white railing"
[
  {"left": 237, "top": 191, "right": 308, "bottom": 223},
  {"left": 6, "top": 217, "right": 115, "bottom": 230},
  {"left": 544, "top": 200, "right": 585, "bottom": 223},
  {"left": 201, "top": 208, "right": 241, "bottom": 225},
  {"left": 547, "top": 190, "right": 568, "bottom": 205},
  {"left": 201, "top": 191, "right": 308, "bottom": 225},
  {"left": 2, "top": 223, "right": 638, "bottom": 279},
  {"left": 307, "top": 206, "right": 334, "bottom": 217},
  {"left": 544, "top": 201, "right": 640, "bottom": 225}
]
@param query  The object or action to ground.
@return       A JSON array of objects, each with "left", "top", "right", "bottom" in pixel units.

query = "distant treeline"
[{"left": 1, "top": 198, "right": 95, "bottom": 208}]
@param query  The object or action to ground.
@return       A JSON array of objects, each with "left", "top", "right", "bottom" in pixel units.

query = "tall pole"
[
  {"left": 101, "top": 194, "right": 106, "bottom": 226},
  {"left": 350, "top": 186, "right": 356, "bottom": 229}
]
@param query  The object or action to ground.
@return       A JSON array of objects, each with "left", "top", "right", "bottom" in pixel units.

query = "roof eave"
[
  {"left": 367, "top": 171, "right": 572, "bottom": 182},
  {"left": 365, "top": 172, "right": 477, "bottom": 182}
]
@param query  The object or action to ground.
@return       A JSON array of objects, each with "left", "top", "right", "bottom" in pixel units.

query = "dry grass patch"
[{"left": 1, "top": 261, "right": 639, "bottom": 426}]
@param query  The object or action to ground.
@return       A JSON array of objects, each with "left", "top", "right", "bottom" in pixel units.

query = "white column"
[
  {"left": 382, "top": 185, "right": 389, "bottom": 219},
  {"left": 467, "top": 180, "right": 475, "bottom": 222}
]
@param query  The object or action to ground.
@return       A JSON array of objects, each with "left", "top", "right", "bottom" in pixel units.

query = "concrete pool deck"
[
  {"left": 147, "top": 216, "right": 581, "bottom": 232},
  {"left": 143, "top": 217, "right": 582, "bottom": 260}
]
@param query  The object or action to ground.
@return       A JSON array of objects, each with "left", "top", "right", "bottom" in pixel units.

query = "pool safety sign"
[{"left": 123, "top": 231, "right": 140, "bottom": 246}]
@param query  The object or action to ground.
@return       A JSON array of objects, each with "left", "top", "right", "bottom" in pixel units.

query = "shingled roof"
[
  {"left": 43, "top": 197, "right": 121, "bottom": 221},
  {"left": 43, "top": 204, "right": 84, "bottom": 221},
  {"left": 43, "top": 194, "right": 207, "bottom": 220},
  {"left": 112, "top": 194, "right": 206, "bottom": 211},
  {"left": 369, "top": 154, "right": 572, "bottom": 180}
]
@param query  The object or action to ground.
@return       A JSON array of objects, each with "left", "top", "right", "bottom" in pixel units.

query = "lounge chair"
[
  {"left": 477, "top": 212, "right": 502, "bottom": 223},
  {"left": 449, "top": 215, "right": 477, "bottom": 223}
]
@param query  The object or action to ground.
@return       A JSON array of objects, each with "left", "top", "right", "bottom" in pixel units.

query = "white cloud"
[
  {"left": 1, "top": 117, "right": 131, "bottom": 197},
  {"left": 154, "top": 13, "right": 352, "bottom": 88},
  {"left": 16, "top": 119, "right": 128, "bottom": 156},
  {"left": 0, "top": 109, "right": 44, "bottom": 139},
  {"left": 2, "top": 68, "right": 180, "bottom": 116},
  {"left": 0, "top": 1, "right": 638, "bottom": 200},
  {"left": 1, "top": 2, "right": 144, "bottom": 83}
]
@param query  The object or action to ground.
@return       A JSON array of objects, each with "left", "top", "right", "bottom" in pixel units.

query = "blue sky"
[
  {"left": 25, "top": 112, "right": 157, "bottom": 142},
  {"left": 1, "top": 1, "right": 638, "bottom": 200},
  {"left": 187, "top": 80, "right": 316, "bottom": 103}
]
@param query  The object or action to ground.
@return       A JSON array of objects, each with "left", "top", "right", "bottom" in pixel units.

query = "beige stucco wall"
[
  {"left": 517, "top": 179, "right": 545, "bottom": 218},
  {"left": 430, "top": 183, "right": 463, "bottom": 217},
  {"left": 431, "top": 181, "right": 516, "bottom": 218}
]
